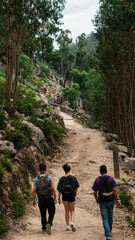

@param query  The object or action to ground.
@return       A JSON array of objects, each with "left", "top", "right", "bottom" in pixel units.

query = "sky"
[{"left": 61, "top": 0, "right": 100, "bottom": 42}]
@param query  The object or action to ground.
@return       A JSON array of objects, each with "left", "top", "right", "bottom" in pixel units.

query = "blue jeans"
[{"left": 99, "top": 202, "right": 114, "bottom": 239}]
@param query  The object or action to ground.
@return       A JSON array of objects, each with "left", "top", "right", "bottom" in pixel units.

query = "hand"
[
  {"left": 32, "top": 201, "right": 36, "bottom": 207},
  {"left": 58, "top": 199, "right": 61, "bottom": 205},
  {"left": 54, "top": 199, "right": 57, "bottom": 204},
  {"left": 118, "top": 200, "right": 121, "bottom": 208}
]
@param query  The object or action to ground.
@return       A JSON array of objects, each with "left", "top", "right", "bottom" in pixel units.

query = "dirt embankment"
[{"left": 6, "top": 112, "right": 135, "bottom": 240}]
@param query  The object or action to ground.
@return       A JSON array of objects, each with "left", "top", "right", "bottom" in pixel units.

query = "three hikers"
[
  {"left": 32, "top": 163, "right": 121, "bottom": 238},
  {"left": 57, "top": 164, "right": 79, "bottom": 231},
  {"left": 92, "top": 165, "right": 121, "bottom": 240},
  {"left": 32, "top": 163, "right": 57, "bottom": 234}
]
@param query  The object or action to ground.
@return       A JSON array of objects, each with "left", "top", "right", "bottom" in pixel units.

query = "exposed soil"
[{"left": 6, "top": 112, "right": 135, "bottom": 240}]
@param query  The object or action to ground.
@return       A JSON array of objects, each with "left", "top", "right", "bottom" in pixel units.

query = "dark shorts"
[{"left": 62, "top": 195, "right": 75, "bottom": 202}]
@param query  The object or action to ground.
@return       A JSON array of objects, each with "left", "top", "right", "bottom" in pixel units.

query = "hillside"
[{"left": 6, "top": 112, "right": 135, "bottom": 240}]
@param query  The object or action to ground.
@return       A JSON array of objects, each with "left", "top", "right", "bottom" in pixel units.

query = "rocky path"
[{"left": 7, "top": 112, "right": 135, "bottom": 240}]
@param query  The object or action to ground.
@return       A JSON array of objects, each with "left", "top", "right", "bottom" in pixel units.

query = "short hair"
[
  {"left": 63, "top": 164, "right": 71, "bottom": 173},
  {"left": 39, "top": 163, "right": 46, "bottom": 172},
  {"left": 100, "top": 165, "right": 107, "bottom": 174}
]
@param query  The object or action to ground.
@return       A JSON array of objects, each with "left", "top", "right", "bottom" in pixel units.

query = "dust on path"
[{"left": 7, "top": 112, "right": 135, "bottom": 240}]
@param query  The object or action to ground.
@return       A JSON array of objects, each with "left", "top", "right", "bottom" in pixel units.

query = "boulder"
[
  {"left": 39, "top": 94, "right": 49, "bottom": 107},
  {"left": 0, "top": 140, "right": 17, "bottom": 156},
  {"left": 33, "top": 108, "right": 44, "bottom": 118},
  {"left": 104, "top": 133, "right": 119, "bottom": 142},
  {"left": 23, "top": 121, "right": 45, "bottom": 144}
]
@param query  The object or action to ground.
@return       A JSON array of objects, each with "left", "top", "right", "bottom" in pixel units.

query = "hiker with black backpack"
[
  {"left": 57, "top": 164, "right": 79, "bottom": 232},
  {"left": 92, "top": 165, "right": 121, "bottom": 240},
  {"left": 32, "top": 163, "right": 57, "bottom": 234}
]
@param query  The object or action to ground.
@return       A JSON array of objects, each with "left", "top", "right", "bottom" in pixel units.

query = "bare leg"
[
  {"left": 69, "top": 201, "right": 75, "bottom": 223},
  {"left": 63, "top": 201, "right": 70, "bottom": 225}
]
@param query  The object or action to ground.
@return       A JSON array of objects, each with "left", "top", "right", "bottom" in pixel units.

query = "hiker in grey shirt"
[{"left": 32, "top": 163, "right": 57, "bottom": 234}]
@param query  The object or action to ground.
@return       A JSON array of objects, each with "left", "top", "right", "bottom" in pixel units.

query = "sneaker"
[
  {"left": 46, "top": 223, "right": 51, "bottom": 235},
  {"left": 70, "top": 222, "right": 76, "bottom": 232},
  {"left": 66, "top": 225, "right": 71, "bottom": 231},
  {"left": 42, "top": 229, "right": 46, "bottom": 234}
]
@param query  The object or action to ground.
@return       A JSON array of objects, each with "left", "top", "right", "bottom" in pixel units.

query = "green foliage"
[
  {"left": 0, "top": 213, "right": 9, "bottom": 238},
  {"left": 62, "top": 83, "right": 81, "bottom": 109},
  {"left": 19, "top": 54, "right": 34, "bottom": 80},
  {"left": 30, "top": 115, "right": 65, "bottom": 147},
  {"left": 0, "top": 112, "right": 6, "bottom": 130},
  {"left": 119, "top": 191, "right": 132, "bottom": 207},
  {"left": 11, "top": 119, "right": 32, "bottom": 139},
  {"left": 0, "top": 77, "right": 5, "bottom": 105},
  {"left": 126, "top": 216, "right": 135, "bottom": 228},
  {"left": 2, "top": 158, "right": 12, "bottom": 172},
  {"left": 0, "top": 162, "right": 5, "bottom": 182},
  {"left": 46, "top": 105, "right": 53, "bottom": 112},
  {"left": 5, "top": 129, "right": 30, "bottom": 150},
  {"left": 11, "top": 191, "right": 26, "bottom": 217},
  {"left": 16, "top": 89, "right": 41, "bottom": 115},
  {"left": 39, "top": 62, "right": 50, "bottom": 78}
]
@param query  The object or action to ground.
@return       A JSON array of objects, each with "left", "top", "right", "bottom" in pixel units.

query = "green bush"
[
  {"left": 0, "top": 112, "right": 6, "bottom": 130},
  {"left": 39, "top": 62, "right": 50, "bottom": 78},
  {"left": 11, "top": 191, "right": 26, "bottom": 217},
  {"left": 30, "top": 116, "right": 65, "bottom": 147},
  {"left": 119, "top": 191, "right": 132, "bottom": 207},
  {"left": 46, "top": 105, "right": 53, "bottom": 112},
  {"left": 126, "top": 216, "right": 135, "bottom": 228},
  {"left": 11, "top": 119, "right": 32, "bottom": 139},
  {"left": 16, "top": 90, "right": 41, "bottom": 115},
  {"left": 2, "top": 158, "right": 12, "bottom": 172},
  {"left": 19, "top": 53, "right": 34, "bottom": 80},
  {"left": 0, "top": 213, "right": 9, "bottom": 238},
  {"left": 0, "top": 162, "right": 5, "bottom": 182},
  {"left": 5, "top": 129, "right": 30, "bottom": 150}
]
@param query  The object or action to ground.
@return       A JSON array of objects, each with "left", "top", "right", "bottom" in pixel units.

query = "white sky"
[{"left": 61, "top": 0, "right": 100, "bottom": 42}]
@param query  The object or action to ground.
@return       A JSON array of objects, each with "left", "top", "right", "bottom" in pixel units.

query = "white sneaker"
[
  {"left": 70, "top": 222, "right": 76, "bottom": 232},
  {"left": 66, "top": 225, "right": 71, "bottom": 231}
]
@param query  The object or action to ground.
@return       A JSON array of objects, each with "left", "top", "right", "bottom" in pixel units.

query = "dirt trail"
[{"left": 7, "top": 112, "right": 135, "bottom": 240}]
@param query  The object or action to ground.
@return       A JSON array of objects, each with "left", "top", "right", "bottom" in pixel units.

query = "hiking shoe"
[
  {"left": 46, "top": 223, "right": 51, "bottom": 235},
  {"left": 70, "top": 223, "right": 76, "bottom": 232},
  {"left": 42, "top": 229, "right": 46, "bottom": 234},
  {"left": 66, "top": 225, "right": 71, "bottom": 231}
]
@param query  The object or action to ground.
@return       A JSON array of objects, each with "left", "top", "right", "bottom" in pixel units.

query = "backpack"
[
  {"left": 36, "top": 175, "right": 52, "bottom": 199},
  {"left": 62, "top": 177, "right": 74, "bottom": 197},
  {"left": 98, "top": 176, "right": 114, "bottom": 202}
]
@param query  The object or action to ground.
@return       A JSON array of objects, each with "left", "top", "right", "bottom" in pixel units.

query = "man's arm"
[
  {"left": 32, "top": 186, "right": 37, "bottom": 207},
  {"left": 113, "top": 187, "right": 121, "bottom": 208},
  {"left": 93, "top": 190, "right": 98, "bottom": 203},
  {"left": 51, "top": 184, "right": 57, "bottom": 204}
]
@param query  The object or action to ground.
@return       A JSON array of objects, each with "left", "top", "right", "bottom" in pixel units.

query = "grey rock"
[
  {"left": 0, "top": 140, "right": 17, "bottom": 156},
  {"left": 33, "top": 108, "right": 44, "bottom": 118},
  {"left": 23, "top": 121, "right": 44, "bottom": 143}
]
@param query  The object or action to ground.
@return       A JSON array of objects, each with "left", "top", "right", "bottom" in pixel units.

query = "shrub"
[
  {"left": 0, "top": 213, "right": 9, "bottom": 238},
  {"left": 16, "top": 90, "right": 41, "bottom": 115},
  {"left": 126, "top": 216, "right": 135, "bottom": 228},
  {"left": 11, "top": 191, "right": 26, "bottom": 217},
  {"left": 2, "top": 158, "right": 12, "bottom": 172},
  {"left": 119, "top": 191, "right": 132, "bottom": 207},
  {"left": 46, "top": 105, "right": 53, "bottom": 112},
  {"left": 19, "top": 53, "right": 34, "bottom": 80},
  {"left": 39, "top": 62, "right": 50, "bottom": 78},
  {"left": 0, "top": 112, "right": 6, "bottom": 130},
  {"left": 0, "top": 162, "right": 5, "bottom": 182},
  {"left": 11, "top": 119, "right": 32, "bottom": 139},
  {"left": 29, "top": 116, "right": 65, "bottom": 147},
  {"left": 5, "top": 129, "right": 30, "bottom": 150}
]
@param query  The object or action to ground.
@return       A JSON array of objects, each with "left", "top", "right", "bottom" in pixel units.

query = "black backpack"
[
  {"left": 62, "top": 177, "right": 74, "bottom": 197},
  {"left": 36, "top": 175, "right": 52, "bottom": 199},
  {"left": 98, "top": 176, "right": 114, "bottom": 202}
]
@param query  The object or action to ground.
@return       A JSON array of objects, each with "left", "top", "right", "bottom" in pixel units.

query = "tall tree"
[
  {"left": 56, "top": 29, "right": 72, "bottom": 76},
  {"left": 94, "top": 0, "right": 135, "bottom": 154},
  {"left": 0, "top": 0, "right": 66, "bottom": 116}
]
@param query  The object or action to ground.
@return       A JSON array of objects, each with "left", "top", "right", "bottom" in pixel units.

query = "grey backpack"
[{"left": 36, "top": 175, "right": 52, "bottom": 199}]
